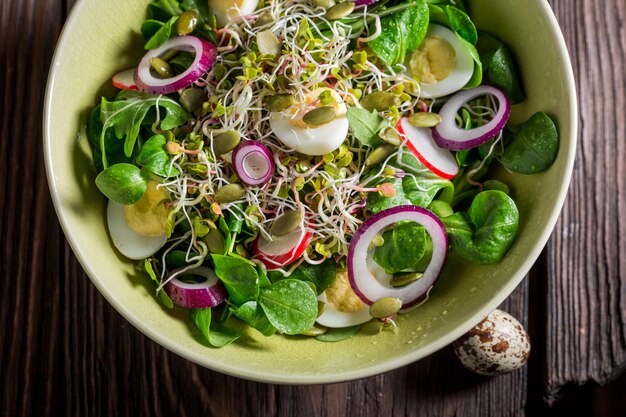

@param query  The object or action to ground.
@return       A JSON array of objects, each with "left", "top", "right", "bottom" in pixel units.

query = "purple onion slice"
[
  {"left": 347, "top": 205, "right": 448, "bottom": 309},
  {"left": 231, "top": 141, "right": 275, "bottom": 187},
  {"left": 432, "top": 86, "right": 511, "bottom": 151},
  {"left": 164, "top": 266, "right": 227, "bottom": 308},
  {"left": 135, "top": 36, "right": 217, "bottom": 95}
]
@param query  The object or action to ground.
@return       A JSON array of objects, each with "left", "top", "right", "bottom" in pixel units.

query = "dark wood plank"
[{"left": 544, "top": 0, "right": 626, "bottom": 401}]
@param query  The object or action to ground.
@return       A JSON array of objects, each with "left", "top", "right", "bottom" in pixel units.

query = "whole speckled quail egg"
[{"left": 453, "top": 309, "right": 530, "bottom": 375}]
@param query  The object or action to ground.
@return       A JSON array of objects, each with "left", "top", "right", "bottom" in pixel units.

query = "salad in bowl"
[{"left": 85, "top": 0, "right": 559, "bottom": 347}]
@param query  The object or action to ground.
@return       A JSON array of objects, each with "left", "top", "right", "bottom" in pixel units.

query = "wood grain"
[{"left": 0, "top": 0, "right": 625, "bottom": 416}]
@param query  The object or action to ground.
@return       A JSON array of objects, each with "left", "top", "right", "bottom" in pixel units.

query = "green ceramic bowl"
[{"left": 44, "top": 0, "right": 577, "bottom": 383}]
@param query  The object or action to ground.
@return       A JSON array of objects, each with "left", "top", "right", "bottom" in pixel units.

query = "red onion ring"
[
  {"left": 432, "top": 86, "right": 511, "bottom": 151},
  {"left": 231, "top": 141, "right": 275, "bottom": 187},
  {"left": 348, "top": 205, "right": 448, "bottom": 308},
  {"left": 134, "top": 36, "right": 217, "bottom": 95},
  {"left": 352, "top": 0, "right": 381, "bottom": 7},
  {"left": 164, "top": 266, "right": 227, "bottom": 308}
]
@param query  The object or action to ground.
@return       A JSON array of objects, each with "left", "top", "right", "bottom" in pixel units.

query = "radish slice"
[
  {"left": 164, "top": 266, "right": 228, "bottom": 308},
  {"left": 432, "top": 86, "right": 511, "bottom": 151},
  {"left": 112, "top": 68, "right": 139, "bottom": 90},
  {"left": 231, "top": 141, "right": 275, "bottom": 187},
  {"left": 253, "top": 227, "right": 313, "bottom": 270},
  {"left": 135, "top": 36, "right": 217, "bottom": 95},
  {"left": 348, "top": 205, "right": 448, "bottom": 308},
  {"left": 397, "top": 117, "right": 458, "bottom": 180}
]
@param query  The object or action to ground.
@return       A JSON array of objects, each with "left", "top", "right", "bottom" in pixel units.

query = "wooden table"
[{"left": 1, "top": 0, "right": 625, "bottom": 416}]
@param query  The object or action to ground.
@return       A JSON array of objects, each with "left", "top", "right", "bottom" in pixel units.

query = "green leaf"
[
  {"left": 137, "top": 134, "right": 180, "bottom": 177},
  {"left": 315, "top": 325, "right": 361, "bottom": 342},
  {"left": 346, "top": 108, "right": 388, "bottom": 147},
  {"left": 501, "top": 112, "right": 559, "bottom": 174},
  {"left": 373, "top": 222, "right": 427, "bottom": 274},
  {"left": 150, "top": 0, "right": 183, "bottom": 20},
  {"left": 477, "top": 32, "right": 525, "bottom": 104},
  {"left": 269, "top": 259, "right": 337, "bottom": 295},
  {"left": 99, "top": 93, "right": 190, "bottom": 168},
  {"left": 445, "top": 5, "right": 477, "bottom": 45},
  {"left": 164, "top": 250, "right": 199, "bottom": 268},
  {"left": 145, "top": 16, "right": 178, "bottom": 50},
  {"left": 95, "top": 163, "right": 148, "bottom": 204},
  {"left": 369, "top": 2, "right": 429, "bottom": 66},
  {"left": 231, "top": 301, "right": 276, "bottom": 336},
  {"left": 211, "top": 254, "right": 260, "bottom": 306},
  {"left": 141, "top": 19, "right": 164, "bottom": 41},
  {"left": 258, "top": 279, "right": 318, "bottom": 335},
  {"left": 191, "top": 308, "right": 212, "bottom": 341},
  {"left": 144, "top": 259, "right": 174, "bottom": 308},
  {"left": 457, "top": 37, "right": 483, "bottom": 89},
  {"left": 207, "top": 321, "right": 240, "bottom": 347},
  {"left": 442, "top": 190, "right": 519, "bottom": 264}
]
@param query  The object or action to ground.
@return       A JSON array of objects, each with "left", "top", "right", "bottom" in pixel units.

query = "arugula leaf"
[
  {"left": 373, "top": 222, "right": 427, "bottom": 274},
  {"left": 442, "top": 190, "right": 519, "bottom": 264},
  {"left": 231, "top": 301, "right": 276, "bottom": 336},
  {"left": 99, "top": 93, "right": 190, "bottom": 169},
  {"left": 95, "top": 163, "right": 148, "bottom": 204},
  {"left": 368, "top": 2, "right": 429, "bottom": 66},
  {"left": 145, "top": 16, "right": 178, "bottom": 50},
  {"left": 191, "top": 308, "right": 240, "bottom": 347},
  {"left": 212, "top": 254, "right": 259, "bottom": 306},
  {"left": 137, "top": 134, "right": 180, "bottom": 177},
  {"left": 315, "top": 325, "right": 361, "bottom": 342},
  {"left": 501, "top": 112, "right": 559, "bottom": 173},
  {"left": 258, "top": 279, "right": 318, "bottom": 335},
  {"left": 346, "top": 107, "right": 388, "bottom": 147}
]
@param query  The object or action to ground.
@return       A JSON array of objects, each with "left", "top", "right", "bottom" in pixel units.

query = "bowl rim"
[{"left": 43, "top": 0, "right": 578, "bottom": 384}]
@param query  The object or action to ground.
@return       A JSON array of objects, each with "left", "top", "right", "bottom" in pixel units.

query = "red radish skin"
[
  {"left": 112, "top": 68, "right": 139, "bottom": 90},
  {"left": 397, "top": 117, "right": 458, "bottom": 180},
  {"left": 253, "top": 228, "right": 314, "bottom": 270}
]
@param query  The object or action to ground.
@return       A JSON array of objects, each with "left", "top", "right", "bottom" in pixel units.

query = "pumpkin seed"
[
  {"left": 369, "top": 297, "right": 402, "bottom": 318},
  {"left": 365, "top": 144, "right": 395, "bottom": 167},
  {"left": 408, "top": 112, "right": 442, "bottom": 128},
  {"left": 276, "top": 75, "right": 293, "bottom": 92},
  {"left": 270, "top": 210, "right": 303, "bottom": 237},
  {"left": 212, "top": 131, "right": 241, "bottom": 156},
  {"left": 255, "top": 11, "right": 274, "bottom": 27},
  {"left": 214, "top": 184, "right": 245, "bottom": 204},
  {"left": 317, "top": 301, "right": 326, "bottom": 318},
  {"left": 303, "top": 106, "right": 336, "bottom": 126},
  {"left": 325, "top": 2, "right": 355, "bottom": 20},
  {"left": 180, "top": 88, "right": 206, "bottom": 113},
  {"left": 380, "top": 128, "right": 402, "bottom": 146},
  {"left": 257, "top": 30, "right": 282, "bottom": 56},
  {"left": 177, "top": 9, "right": 200, "bottom": 36},
  {"left": 390, "top": 272, "right": 423, "bottom": 287},
  {"left": 150, "top": 57, "right": 173, "bottom": 78},
  {"left": 360, "top": 91, "right": 400, "bottom": 112},
  {"left": 205, "top": 226, "right": 225, "bottom": 254},
  {"left": 314, "top": 0, "right": 335, "bottom": 8},
  {"left": 265, "top": 93, "right": 295, "bottom": 112},
  {"left": 302, "top": 325, "right": 327, "bottom": 337}
]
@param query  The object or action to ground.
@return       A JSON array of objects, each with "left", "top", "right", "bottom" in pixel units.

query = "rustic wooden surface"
[{"left": 1, "top": 0, "right": 625, "bottom": 416}]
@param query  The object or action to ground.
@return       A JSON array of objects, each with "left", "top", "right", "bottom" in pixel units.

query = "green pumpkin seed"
[
  {"left": 257, "top": 30, "right": 282, "bottom": 56},
  {"left": 380, "top": 128, "right": 402, "bottom": 146},
  {"left": 265, "top": 93, "right": 295, "bottom": 112},
  {"left": 360, "top": 92, "right": 400, "bottom": 112},
  {"left": 150, "top": 57, "right": 173, "bottom": 78},
  {"left": 303, "top": 106, "right": 336, "bottom": 126},
  {"left": 177, "top": 9, "right": 200, "bottom": 36},
  {"left": 180, "top": 88, "right": 206, "bottom": 113},
  {"left": 205, "top": 226, "right": 225, "bottom": 254},
  {"left": 270, "top": 210, "right": 303, "bottom": 237},
  {"left": 314, "top": 0, "right": 336, "bottom": 8},
  {"left": 214, "top": 184, "right": 245, "bottom": 204},
  {"left": 212, "top": 131, "right": 241, "bottom": 156},
  {"left": 390, "top": 272, "right": 423, "bottom": 287},
  {"left": 408, "top": 112, "right": 442, "bottom": 128},
  {"left": 302, "top": 325, "right": 327, "bottom": 337},
  {"left": 365, "top": 144, "right": 395, "bottom": 167},
  {"left": 276, "top": 75, "right": 293, "bottom": 92},
  {"left": 369, "top": 297, "right": 402, "bottom": 318},
  {"left": 325, "top": 2, "right": 355, "bottom": 20},
  {"left": 255, "top": 11, "right": 274, "bottom": 27}
]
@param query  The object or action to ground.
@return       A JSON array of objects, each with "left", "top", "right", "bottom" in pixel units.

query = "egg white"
[
  {"left": 269, "top": 89, "right": 349, "bottom": 156},
  {"left": 415, "top": 25, "right": 475, "bottom": 99},
  {"left": 316, "top": 292, "right": 372, "bottom": 328},
  {"left": 209, "top": 0, "right": 259, "bottom": 27},
  {"left": 107, "top": 201, "right": 167, "bottom": 260}
]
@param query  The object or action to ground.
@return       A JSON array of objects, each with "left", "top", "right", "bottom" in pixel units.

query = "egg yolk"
[
  {"left": 325, "top": 270, "right": 366, "bottom": 313},
  {"left": 409, "top": 35, "right": 457, "bottom": 84},
  {"left": 123, "top": 181, "right": 170, "bottom": 237}
]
